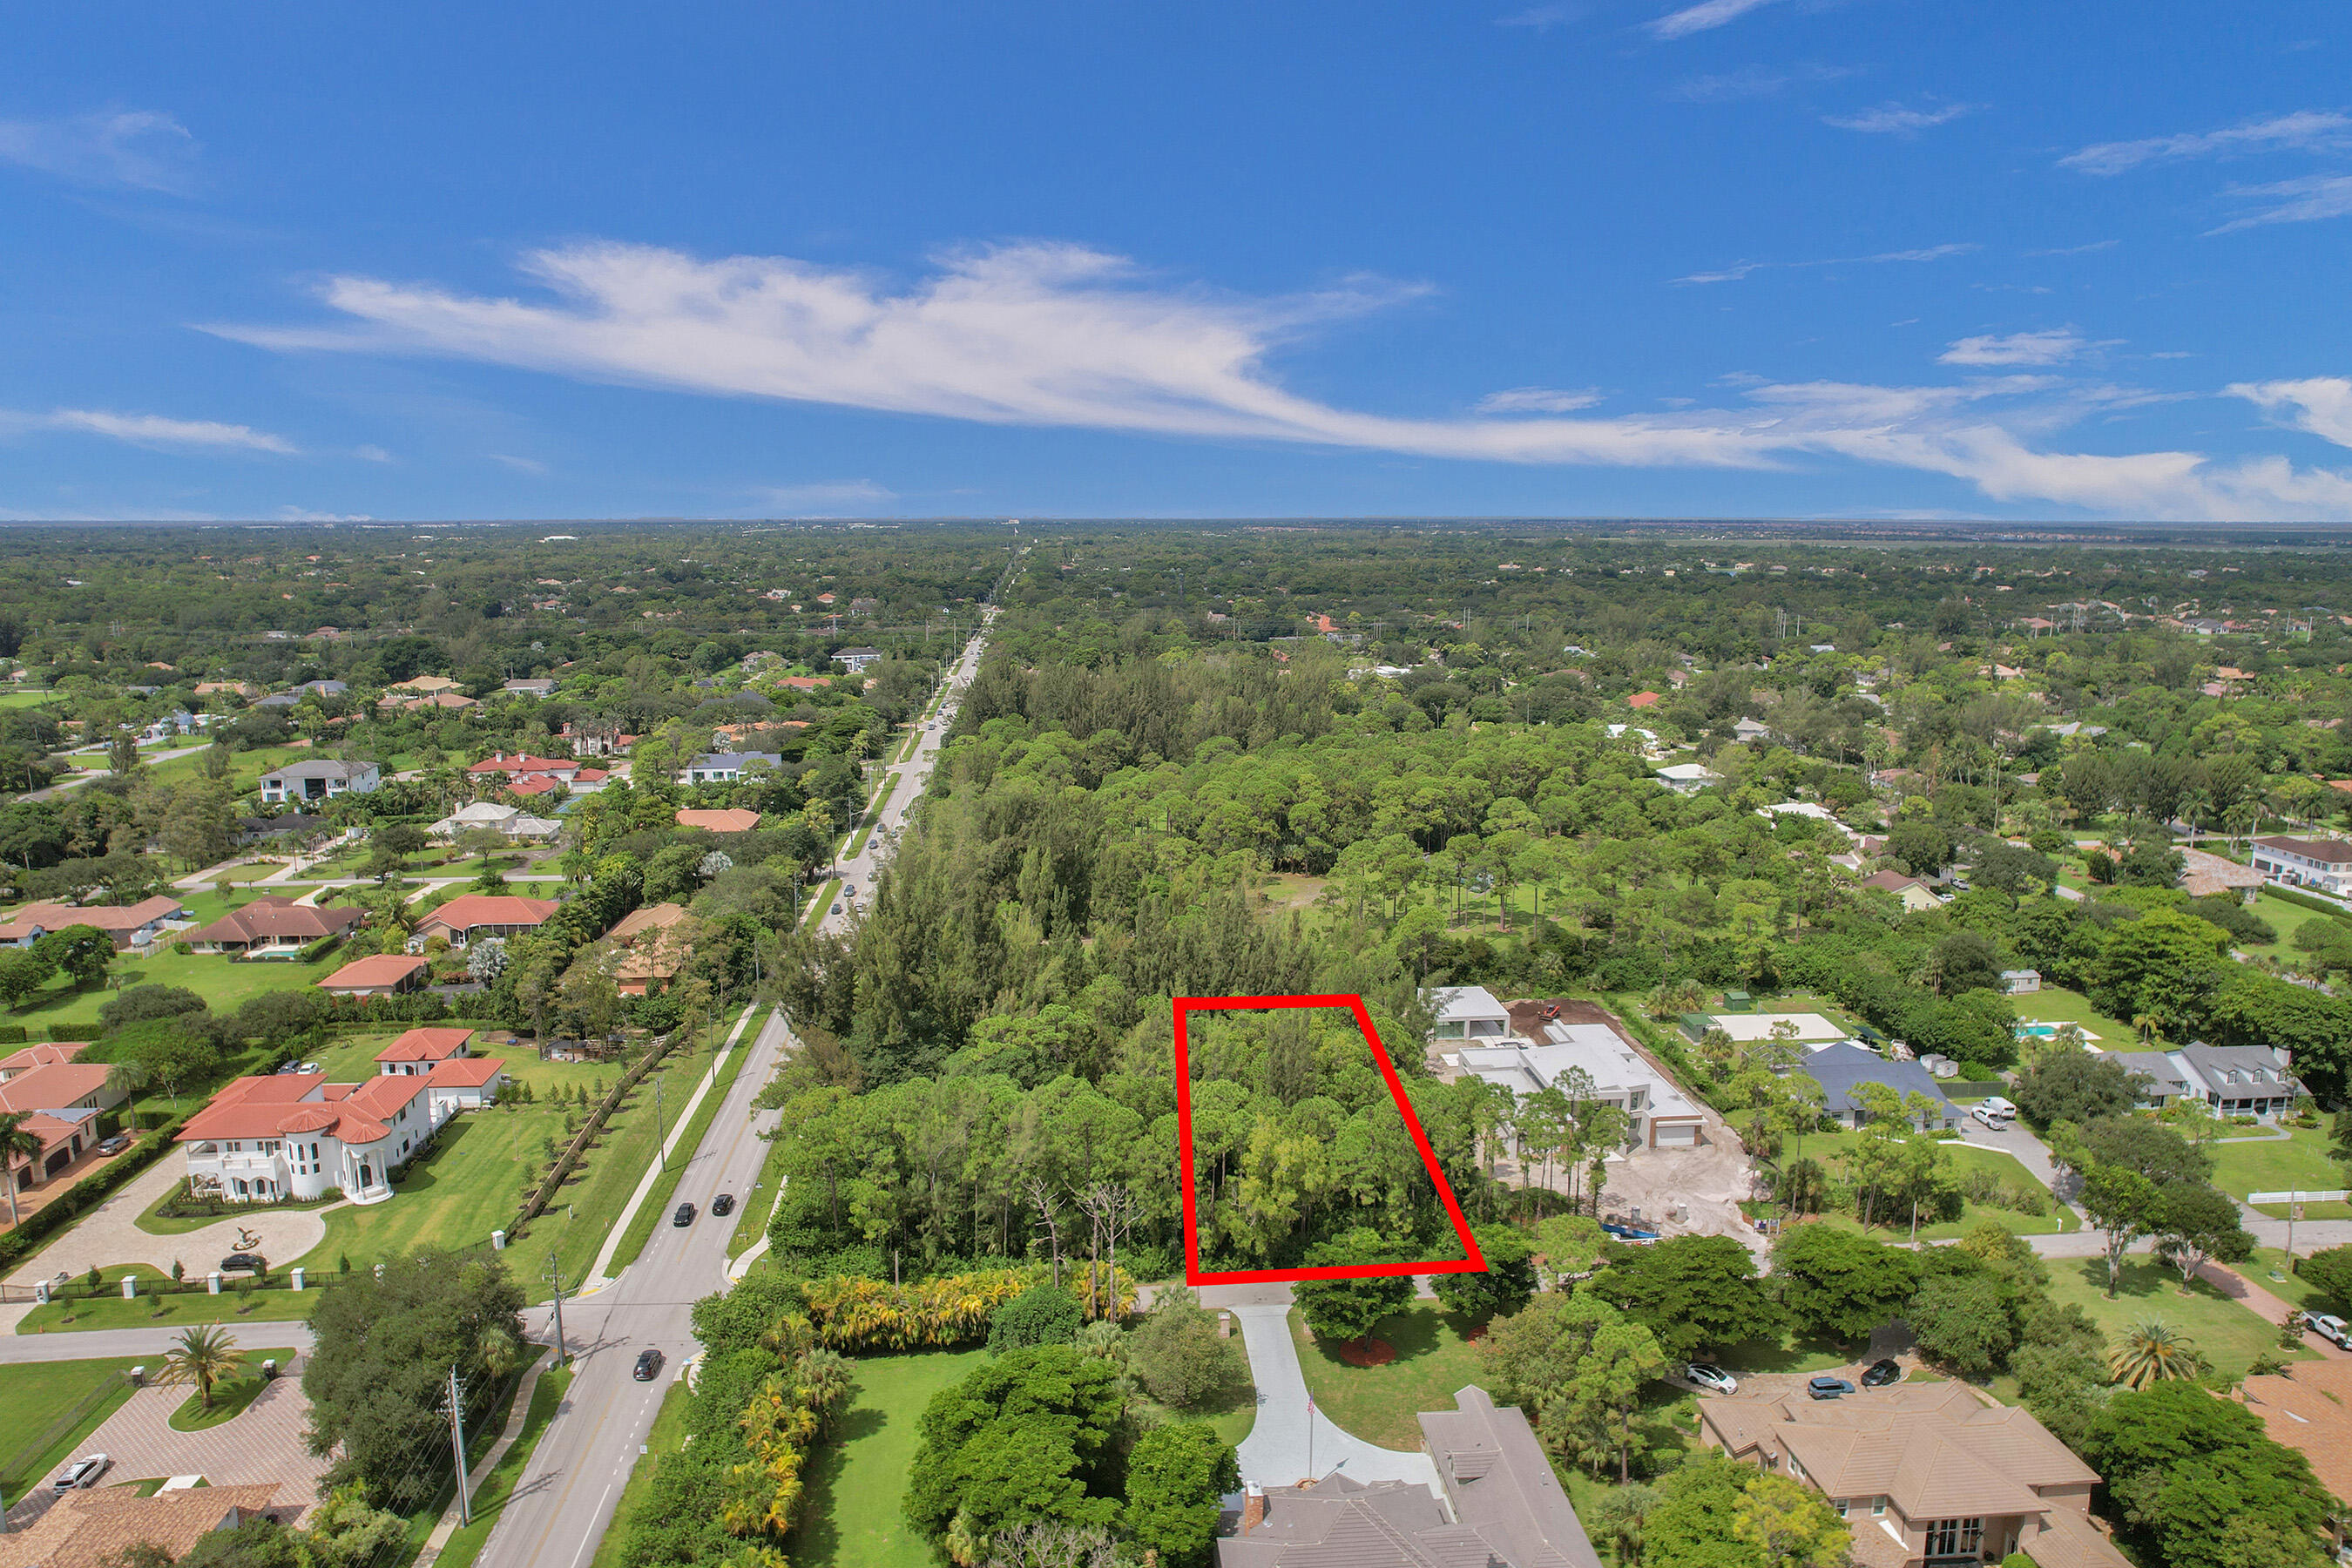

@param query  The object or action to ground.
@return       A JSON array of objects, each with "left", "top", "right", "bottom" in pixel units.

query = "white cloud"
[
  {"left": 1672, "top": 64, "right": 1854, "bottom": 102},
  {"left": 278, "top": 507, "right": 373, "bottom": 522},
  {"left": 2231, "top": 377, "right": 2352, "bottom": 448},
  {"left": 1673, "top": 241, "right": 1976, "bottom": 285},
  {"left": 1823, "top": 102, "right": 1974, "bottom": 134},
  {"left": 486, "top": 452, "right": 548, "bottom": 474},
  {"left": 4, "top": 408, "right": 296, "bottom": 454},
  {"left": 2059, "top": 110, "right": 2352, "bottom": 175},
  {"left": 1650, "top": 0, "right": 1781, "bottom": 41},
  {"left": 0, "top": 110, "right": 197, "bottom": 193},
  {"left": 2207, "top": 174, "right": 2352, "bottom": 233},
  {"left": 1476, "top": 387, "right": 1602, "bottom": 413},
  {"left": 1939, "top": 329, "right": 2090, "bottom": 367},
  {"left": 758, "top": 480, "right": 897, "bottom": 512},
  {"left": 210, "top": 239, "right": 2352, "bottom": 520},
  {"left": 2025, "top": 240, "right": 2120, "bottom": 257},
  {"left": 355, "top": 443, "right": 393, "bottom": 463}
]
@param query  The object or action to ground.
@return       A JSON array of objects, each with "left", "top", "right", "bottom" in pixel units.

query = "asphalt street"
[
  {"left": 471, "top": 1004, "right": 794, "bottom": 1568},
  {"left": 815, "top": 615, "right": 990, "bottom": 936}
]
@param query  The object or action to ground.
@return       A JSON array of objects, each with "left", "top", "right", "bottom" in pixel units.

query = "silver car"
[
  {"left": 1683, "top": 1362, "right": 1739, "bottom": 1396},
  {"left": 54, "top": 1453, "right": 111, "bottom": 1491}
]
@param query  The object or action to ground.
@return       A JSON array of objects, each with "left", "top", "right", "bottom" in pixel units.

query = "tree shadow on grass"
[
  {"left": 1721, "top": 1333, "right": 1850, "bottom": 1373},
  {"left": 792, "top": 1397, "right": 884, "bottom": 1567}
]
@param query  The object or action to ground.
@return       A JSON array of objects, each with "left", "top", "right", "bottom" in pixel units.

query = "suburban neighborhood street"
[
  {"left": 814, "top": 616, "right": 990, "bottom": 936},
  {"left": 470, "top": 1004, "right": 794, "bottom": 1568}
]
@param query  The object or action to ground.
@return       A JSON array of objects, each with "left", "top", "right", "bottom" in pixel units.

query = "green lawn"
[
  {"left": 2207, "top": 1126, "right": 2341, "bottom": 1200},
  {"left": 436, "top": 1360, "right": 577, "bottom": 1568},
  {"left": 7, "top": 942, "right": 348, "bottom": 1035},
  {"left": 2230, "top": 889, "right": 2352, "bottom": 963},
  {"left": 604, "top": 1037, "right": 751, "bottom": 1274},
  {"left": 803, "top": 880, "right": 840, "bottom": 931},
  {"left": 1795, "top": 1133, "right": 2077, "bottom": 1241},
  {"left": 1290, "top": 1305, "right": 1484, "bottom": 1451},
  {"left": 2041, "top": 1254, "right": 2308, "bottom": 1381},
  {"left": 0, "top": 1355, "right": 143, "bottom": 1502},
  {"left": 166, "top": 1348, "right": 299, "bottom": 1432},
  {"left": 2234, "top": 1250, "right": 2340, "bottom": 1315},
  {"left": 792, "top": 1348, "right": 988, "bottom": 1568},
  {"left": 2008, "top": 985, "right": 2135, "bottom": 1047},
  {"left": 302, "top": 1029, "right": 724, "bottom": 1292},
  {"left": 17, "top": 1266, "right": 320, "bottom": 1333}
]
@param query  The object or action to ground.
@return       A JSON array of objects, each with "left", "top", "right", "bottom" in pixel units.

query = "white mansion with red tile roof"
[{"left": 176, "top": 1029, "right": 505, "bottom": 1204}]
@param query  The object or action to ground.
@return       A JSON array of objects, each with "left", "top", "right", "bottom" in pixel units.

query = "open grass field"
[
  {"left": 2227, "top": 889, "right": 2352, "bottom": 963},
  {"left": 2231, "top": 1250, "right": 2341, "bottom": 1315},
  {"left": 792, "top": 1348, "right": 988, "bottom": 1568},
  {"left": 0, "top": 1354, "right": 145, "bottom": 1502},
  {"left": 2041, "top": 1254, "right": 2306, "bottom": 1381},
  {"left": 1289, "top": 1304, "right": 1484, "bottom": 1450},
  {"left": 436, "top": 1360, "right": 576, "bottom": 1568},
  {"left": 6, "top": 940, "right": 349, "bottom": 1035},
  {"left": 2207, "top": 1126, "right": 2340, "bottom": 1200}
]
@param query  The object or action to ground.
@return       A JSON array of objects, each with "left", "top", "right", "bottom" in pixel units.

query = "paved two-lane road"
[
  {"left": 472, "top": 1004, "right": 794, "bottom": 1568},
  {"left": 816, "top": 617, "right": 990, "bottom": 936}
]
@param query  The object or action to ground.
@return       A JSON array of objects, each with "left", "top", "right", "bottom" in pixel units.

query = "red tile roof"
[
  {"left": 319, "top": 953, "right": 429, "bottom": 990},
  {"left": 506, "top": 776, "right": 563, "bottom": 796},
  {"left": 1625, "top": 691, "right": 1661, "bottom": 709},
  {"left": 0, "top": 896, "right": 185, "bottom": 941},
  {"left": 416, "top": 894, "right": 561, "bottom": 934},
  {"left": 428, "top": 1057, "right": 505, "bottom": 1087},
  {"left": 375, "top": 1027, "right": 475, "bottom": 1063},
  {"left": 0, "top": 1062, "right": 115, "bottom": 1113},
  {"left": 186, "top": 896, "right": 360, "bottom": 946},
  {"left": 0, "top": 1041, "right": 90, "bottom": 1075},
  {"left": 676, "top": 808, "right": 761, "bottom": 833}
]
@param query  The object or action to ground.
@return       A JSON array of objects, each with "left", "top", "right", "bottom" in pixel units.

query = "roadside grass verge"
[{"left": 435, "top": 1360, "right": 577, "bottom": 1568}]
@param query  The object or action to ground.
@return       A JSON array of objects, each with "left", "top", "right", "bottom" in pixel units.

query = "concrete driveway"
[
  {"left": 1, "top": 1159, "right": 337, "bottom": 1333},
  {"left": 1201, "top": 1286, "right": 1440, "bottom": 1492}
]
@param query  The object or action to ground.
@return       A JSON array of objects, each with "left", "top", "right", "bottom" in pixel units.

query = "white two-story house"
[{"left": 176, "top": 1051, "right": 505, "bottom": 1205}]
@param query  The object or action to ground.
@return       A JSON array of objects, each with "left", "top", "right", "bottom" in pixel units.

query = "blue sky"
[{"left": 3, "top": 1, "right": 2350, "bottom": 522}]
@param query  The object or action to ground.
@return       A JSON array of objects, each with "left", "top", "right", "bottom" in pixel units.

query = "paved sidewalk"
[
  {"left": 584, "top": 1001, "right": 767, "bottom": 1287},
  {"left": 1227, "top": 1300, "right": 1440, "bottom": 1492},
  {"left": 414, "top": 1348, "right": 558, "bottom": 1568}
]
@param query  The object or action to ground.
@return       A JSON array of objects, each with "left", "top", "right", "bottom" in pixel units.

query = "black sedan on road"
[
  {"left": 633, "top": 1348, "right": 664, "bottom": 1381},
  {"left": 672, "top": 1202, "right": 696, "bottom": 1227},
  {"left": 219, "top": 1253, "right": 263, "bottom": 1274},
  {"left": 1860, "top": 1358, "right": 1903, "bottom": 1388},
  {"left": 711, "top": 1193, "right": 735, "bottom": 1217}
]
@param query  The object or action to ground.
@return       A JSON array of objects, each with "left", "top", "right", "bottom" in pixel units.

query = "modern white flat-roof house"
[
  {"left": 833, "top": 646, "right": 884, "bottom": 673},
  {"left": 1450, "top": 1022, "right": 1707, "bottom": 1148},
  {"left": 258, "top": 758, "right": 380, "bottom": 804},
  {"left": 1426, "top": 985, "right": 1513, "bottom": 1043},
  {"left": 2251, "top": 835, "right": 2352, "bottom": 897},
  {"left": 427, "top": 801, "right": 561, "bottom": 841}
]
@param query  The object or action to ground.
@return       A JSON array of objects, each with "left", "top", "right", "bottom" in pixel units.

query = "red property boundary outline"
[{"left": 1173, "top": 992, "right": 1487, "bottom": 1286}]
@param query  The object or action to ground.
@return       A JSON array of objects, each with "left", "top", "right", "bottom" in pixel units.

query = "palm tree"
[
  {"left": 0, "top": 1111, "right": 44, "bottom": 1227},
  {"left": 104, "top": 1058, "right": 150, "bottom": 1101},
  {"left": 2109, "top": 1320, "right": 2198, "bottom": 1390},
  {"left": 157, "top": 1325, "right": 248, "bottom": 1410}
]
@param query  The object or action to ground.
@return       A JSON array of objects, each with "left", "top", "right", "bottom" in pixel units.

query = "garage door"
[{"left": 1652, "top": 1122, "right": 1700, "bottom": 1148}]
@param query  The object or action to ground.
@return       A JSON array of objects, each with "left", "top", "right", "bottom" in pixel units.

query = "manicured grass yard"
[
  {"left": 2233, "top": 1249, "right": 2342, "bottom": 1316},
  {"left": 1290, "top": 1304, "right": 1484, "bottom": 1451},
  {"left": 1797, "top": 1132, "right": 2077, "bottom": 1241},
  {"left": 2041, "top": 1254, "right": 2308, "bottom": 1381},
  {"left": 7, "top": 940, "right": 349, "bottom": 1034},
  {"left": 2007, "top": 985, "right": 2134, "bottom": 1046},
  {"left": 2230, "top": 889, "right": 2352, "bottom": 963},
  {"left": 2207, "top": 1126, "right": 2340, "bottom": 1200},
  {"left": 17, "top": 1266, "right": 320, "bottom": 1333},
  {"left": 792, "top": 1348, "right": 989, "bottom": 1568},
  {"left": 300, "top": 1026, "right": 728, "bottom": 1290},
  {"left": 0, "top": 1354, "right": 144, "bottom": 1502}
]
